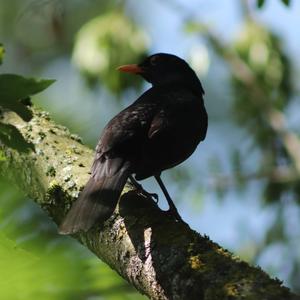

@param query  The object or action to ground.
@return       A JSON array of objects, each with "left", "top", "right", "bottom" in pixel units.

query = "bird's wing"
[
  {"left": 147, "top": 88, "right": 188, "bottom": 140},
  {"left": 148, "top": 109, "right": 169, "bottom": 139},
  {"left": 92, "top": 101, "right": 156, "bottom": 179},
  {"left": 148, "top": 89, "right": 207, "bottom": 141}
]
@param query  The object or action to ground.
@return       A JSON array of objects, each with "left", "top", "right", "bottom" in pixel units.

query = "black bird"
[{"left": 59, "top": 53, "right": 207, "bottom": 235}]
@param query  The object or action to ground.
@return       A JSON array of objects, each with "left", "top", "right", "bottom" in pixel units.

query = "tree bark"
[{"left": 0, "top": 107, "right": 299, "bottom": 300}]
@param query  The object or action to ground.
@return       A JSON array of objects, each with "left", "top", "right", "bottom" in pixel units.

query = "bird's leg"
[
  {"left": 154, "top": 174, "right": 183, "bottom": 222},
  {"left": 129, "top": 175, "right": 159, "bottom": 202}
]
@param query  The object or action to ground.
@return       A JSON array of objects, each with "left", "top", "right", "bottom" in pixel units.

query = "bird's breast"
[{"left": 133, "top": 100, "right": 207, "bottom": 180}]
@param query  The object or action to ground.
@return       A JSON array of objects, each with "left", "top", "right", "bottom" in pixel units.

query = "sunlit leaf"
[
  {"left": 0, "top": 122, "right": 34, "bottom": 152},
  {"left": 73, "top": 12, "right": 149, "bottom": 94},
  {"left": 0, "top": 43, "right": 4, "bottom": 64},
  {"left": 232, "top": 20, "right": 292, "bottom": 131},
  {"left": 0, "top": 232, "right": 85, "bottom": 300},
  {"left": 0, "top": 74, "right": 55, "bottom": 121}
]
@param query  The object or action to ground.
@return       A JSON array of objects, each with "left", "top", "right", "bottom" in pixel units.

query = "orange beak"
[{"left": 117, "top": 64, "right": 143, "bottom": 74}]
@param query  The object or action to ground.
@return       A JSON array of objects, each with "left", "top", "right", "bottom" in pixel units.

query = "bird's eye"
[{"left": 150, "top": 56, "right": 159, "bottom": 66}]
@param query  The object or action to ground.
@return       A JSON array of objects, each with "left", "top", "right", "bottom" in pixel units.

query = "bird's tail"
[{"left": 58, "top": 164, "right": 130, "bottom": 235}]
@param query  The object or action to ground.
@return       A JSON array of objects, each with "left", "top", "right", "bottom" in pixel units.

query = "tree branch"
[{"left": 0, "top": 107, "right": 299, "bottom": 300}]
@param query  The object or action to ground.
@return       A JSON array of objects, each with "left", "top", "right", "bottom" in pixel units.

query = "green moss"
[
  {"left": 65, "top": 149, "right": 72, "bottom": 156},
  {"left": 48, "top": 128, "right": 56, "bottom": 135},
  {"left": 116, "top": 223, "right": 128, "bottom": 240},
  {"left": 224, "top": 282, "right": 239, "bottom": 297},
  {"left": 189, "top": 255, "right": 205, "bottom": 270},
  {"left": 48, "top": 179, "right": 60, "bottom": 191},
  {"left": 44, "top": 180, "right": 64, "bottom": 205},
  {"left": 46, "top": 166, "right": 56, "bottom": 177},
  {"left": 70, "top": 133, "right": 82, "bottom": 143},
  {"left": 215, "top": 246, "right": 236, "bottom": 260},
  {"left": 38, "top": 110, "right": 51, "bottom": 120},
  {"left": 38, "top": 131, "right": 46, "bottom": 140}
]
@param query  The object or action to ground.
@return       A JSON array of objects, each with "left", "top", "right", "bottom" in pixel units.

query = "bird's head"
[{"left": 118, "top": 53, "right": 203, "bottom": 94}]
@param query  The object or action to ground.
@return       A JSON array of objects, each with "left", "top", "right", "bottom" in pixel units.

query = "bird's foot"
[
  {"left": 139, "top": 189, "right": 159, "bottom": 203},
  {"left": 129, "top": 176, "right": 159, "bottom": 203}
]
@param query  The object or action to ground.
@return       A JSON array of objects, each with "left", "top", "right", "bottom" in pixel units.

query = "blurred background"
[{"left": 0, "top": 0, "right": 300, "bottom": 299}]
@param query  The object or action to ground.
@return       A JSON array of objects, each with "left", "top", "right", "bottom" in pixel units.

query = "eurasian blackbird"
[{"left": 59, "top": 53, "right": 207, "bottom": 234}]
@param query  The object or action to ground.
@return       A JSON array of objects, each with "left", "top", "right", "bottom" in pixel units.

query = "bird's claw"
[
  {"left": 129, "top": 175, "right": 159, "bottom": 203},
  {"left": 139, "top": 190, "right": 159, "bottom": 203},
  {"left": 152, "top": 193, "right": 159, "bottom": 203}
]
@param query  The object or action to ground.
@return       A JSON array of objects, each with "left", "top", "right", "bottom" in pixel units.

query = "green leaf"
[
  {"left": 0, "top": 122, "right": 34, "bottom": 152},
  {"left": 281, "top": 0, "right": 290, "bottom": 6},
  {"left": 257, "top": 0, "right": 266, "bottom": 8},
  {"left": 0, "top": 43, "right": 4, "bottom": 65},
  {"left": 0, "top": 74, "right": 55, "bottom": 102},
  {"left": 0, "top": 74, "right": 55, "bottom": 121}
]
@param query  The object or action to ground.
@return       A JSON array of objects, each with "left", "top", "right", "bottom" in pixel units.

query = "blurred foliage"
[
  {"left": 0, "top": 177, "right": 146, "bottom": 300},
  {"left": 188, "top": 4, "right": 300, "bottom": 292},
  {"left": 0, "top": 43, "right": 4, "bottom": 64},
  {"left": 234, "top": 22, "right": 291, "bottom": 103},
  {"left": 72, "top": 11, "right": 149, "bottom": 94},
  {"left": 257, "top": 0, "right": 291, "bottom": 8},
  {"left": 14, "top": 0, "right": 66, "bottom": 50},
  {"left": 230, "top": 19, "right": 300, "bottom": 205},
  {"left": 282, "top": 0, "right": 291, "bottom": 5},
  {"left": 257, "top": 0, "right": 266, "bottom": 8},
  {"left": 232, "top": 20, "right": 291, "bottom": 175},
  {"left": 0, "top": 232, "right": 87, "bottom": 300}
]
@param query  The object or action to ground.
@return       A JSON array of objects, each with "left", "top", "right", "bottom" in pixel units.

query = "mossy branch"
[{"left": 0, "top": 107, "right": 298, "bottom": 300}]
